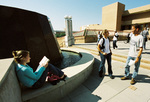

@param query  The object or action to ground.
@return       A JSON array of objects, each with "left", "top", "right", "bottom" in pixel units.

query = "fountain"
[{"left": 0, "top": 5, "right": 94, "bottom": 102}]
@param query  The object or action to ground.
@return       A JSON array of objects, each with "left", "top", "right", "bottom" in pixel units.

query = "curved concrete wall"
[
  {"left": 0, "top": 5, "right": 62, "bottom": 70},
  {"left": 0, "top": 49, "right": 94, "bottom": 102}
]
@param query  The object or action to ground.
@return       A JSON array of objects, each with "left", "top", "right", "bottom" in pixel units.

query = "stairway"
[{"left": 71, "top": 45, "right": 150, "bottom": 70}]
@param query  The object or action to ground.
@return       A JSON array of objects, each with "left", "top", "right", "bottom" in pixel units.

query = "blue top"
[{"left": 16, "top": 64, "right": 46, "bottom": 87}]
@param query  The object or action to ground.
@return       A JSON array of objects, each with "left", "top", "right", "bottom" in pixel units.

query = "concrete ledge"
[
  {"left": 0, "top": 58, "right": 22, "bottom": 102},
  {"left": 22, "top": 48, "right": 94, "bottom": 102}
]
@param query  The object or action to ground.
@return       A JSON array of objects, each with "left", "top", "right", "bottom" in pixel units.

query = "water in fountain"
[{"left": 56, "top": 50, "right": 81, "bottom": 69}]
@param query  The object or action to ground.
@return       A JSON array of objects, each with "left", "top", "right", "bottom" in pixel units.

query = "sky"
[{"left": 0, "top": 0, "right": 150, "bottom": 31}]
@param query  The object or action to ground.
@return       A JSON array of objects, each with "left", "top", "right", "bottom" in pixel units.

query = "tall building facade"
[{"left": 80, "top": 2, "right": 150, "bottom": 32}]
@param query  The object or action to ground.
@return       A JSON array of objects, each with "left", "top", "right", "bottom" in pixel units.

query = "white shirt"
[
  {"left": 128, "top": 34, "right": 143, "bottom": 57},
  {"left": 113, "top": 33, "right": 118, "bottom": 41},
  {"left": 98, "top": 37, "right": 110, "bottom": 54},
  {"left": 98, "top": 34, "right": 100, "bottom": 39},
  {"left": 129, "top": 32, "right": 133, "bottom": 37}
]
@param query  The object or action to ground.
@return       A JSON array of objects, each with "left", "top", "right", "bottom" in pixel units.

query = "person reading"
[{"left": 13, "top": 50, "right": 66, "bottom": 89}]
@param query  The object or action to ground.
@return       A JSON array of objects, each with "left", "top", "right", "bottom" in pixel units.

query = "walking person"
[
  {"left": 13, "top": 50, "right": 67, "bottom": 88},
  {"left": 121, "top": 24, "right": 143, "bottom": 85},
  {"left": 126, "top": 32, "right": 133, "bottom": 43},
  {"left": 113, "top": 31, "right": 119, "bottom": 49},
  {"left": 97, "top": 29, "right": 114, "bottom": 79},
  {"left": 97, "top": 31, "right": 103, "bottom": 45},
  {"left": 140, "top": 27, "right": 149, "bottom": 50},
  {"left": 126, "top": 32, "right": 130, "bottom": 43}
]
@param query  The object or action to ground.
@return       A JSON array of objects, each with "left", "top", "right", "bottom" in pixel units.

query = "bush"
[{"left": 55, "top": 33, "right": 66, "bottom": 38}]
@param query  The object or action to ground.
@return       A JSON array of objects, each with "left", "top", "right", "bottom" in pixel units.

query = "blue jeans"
[
  {"left": 124, "top": 56, "right": 141, "bottom": 78},
  {"left": 113, "top": 40, "right": 117, "bottom": 49},
  {"left": 143, "top": 38, "right": 147, "bottom": 49},
  {"left": 32, "top": 63, "right": 64, "bottom": 88},
  {"left": 99, "top": 53, "right": 113, "bottom": 76},
  {"left": 97, "top": 38, "right": 100, "bottom": 45}
]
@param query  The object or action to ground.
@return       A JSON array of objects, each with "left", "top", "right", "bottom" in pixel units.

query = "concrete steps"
[{"left": 71, "top": 45, "right": 150, "bottom": 70}]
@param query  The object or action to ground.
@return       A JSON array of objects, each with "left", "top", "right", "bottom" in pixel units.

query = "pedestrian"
[
  {"left": 126, "top": 32, "right": 133, "bottom": 43},
  {"left": 113, "top": 31, "right": 119, "bottom": 49},
  {"left": 13, "top": 50, "right": 67, "bottom": 88},
  {"left": 140, "top": 27, "right": 149, "bottom": 50},
  {"left": 121, "top": 24, "right": 143, "bottom": 85},
  {"left": 127, "top": 32, "right": 130, "bottom": 43},
  {"left": 97, "top": 29, "right": 114, "bottom": 79},
  {"left": 97, "top": 31, "right": 103, "bottom": 45}
]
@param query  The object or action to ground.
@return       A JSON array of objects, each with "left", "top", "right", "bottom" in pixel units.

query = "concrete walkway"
[{"left": 57, "top": 40, "right": 150, "bottom": 102}]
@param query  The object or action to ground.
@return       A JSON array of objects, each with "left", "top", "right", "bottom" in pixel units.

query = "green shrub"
[{"left": 55, "top": 33, "right": 66, "bottom": 38}]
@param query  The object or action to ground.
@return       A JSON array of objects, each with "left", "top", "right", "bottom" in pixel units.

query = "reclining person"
[{"left": 12, "top": 50, "right": 66, "bottom": 89}]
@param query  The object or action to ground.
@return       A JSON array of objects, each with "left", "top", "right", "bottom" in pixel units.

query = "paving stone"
[
  {"left": 92, "top": 84, "right": 118, "bottom": 102},
  {"left": 68, "top": 85, "right": 100, "bottom": 102}
]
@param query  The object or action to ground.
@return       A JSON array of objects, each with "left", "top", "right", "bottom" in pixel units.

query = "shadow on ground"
[
  {"left": 136, "top": 74, "right": 150, "bottom": 84},
  {"left": 83, "top": 58, "right": 104, "bottom": 91},
  {"left": 59, "top": 58, "right": 104, "bottom": 102},
  {"left": 142, "top": 52, "right": 150, "bottom": 54},
  {"left": 75, "top": 43, "right": 97, "bottom": 46},
  {"left": 114, "top": 48, "right": 129, "bottom": 50},
  {"left": 114, "top": 74, "right": 150, "bottom": 84},
  {"left": 81, "top": 58, "right": 104, "bottom": 101}
]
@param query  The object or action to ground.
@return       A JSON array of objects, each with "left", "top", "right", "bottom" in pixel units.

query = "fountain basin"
[{"left": 56, "top": 50, "right": 82, "bottom": 69}]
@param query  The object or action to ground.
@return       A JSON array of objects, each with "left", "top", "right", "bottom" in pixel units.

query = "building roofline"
[
  {"left": 103, "top": 2, "right": 125, "bottom": 8},
  {"left": 123, "top": 4, "right": 150, "bottom": 16}
]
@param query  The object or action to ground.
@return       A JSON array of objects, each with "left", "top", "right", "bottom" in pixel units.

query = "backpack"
[
  {"left": 127, "top": 33, "right": 130, "bottom": 38},
  {"left": 100, "top": 37, "right": 110, "bottom": 50},
  {"left": 115, "top": 35, "right": 119, "bottom": 38},
  {"left": 47, "top": 72, "right": 61, "bottom": 85},
  {"left": 100, "top": 34, "right": 103, "bottom": 39}
]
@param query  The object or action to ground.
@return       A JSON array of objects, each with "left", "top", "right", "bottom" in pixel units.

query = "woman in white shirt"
[{"left": 97, "top": 29, "right": 114, "bottom": 79}]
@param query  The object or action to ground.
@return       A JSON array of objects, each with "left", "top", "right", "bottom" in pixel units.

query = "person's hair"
[
  {"left": 144, "top": 27, "right": 147, "bottom": 30},
  {"left": 132, "top": 24, "right": 141, "bottom": 34},
  {"left": 102, "top": 29, "right": 108, "bottom": 35},
  {"left": 12, "top": 50, "right": 29, "bottom": 63},
  {"left": 98, "top": 31, "right": 100, "bottom": 34},
  {"left": 132, "top": 24, "right": 140, "bottom": 30}
]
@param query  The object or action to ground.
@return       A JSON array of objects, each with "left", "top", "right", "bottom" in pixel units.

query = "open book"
[{"left": 39, "top": 56, "right": 50, "bottom": 67}]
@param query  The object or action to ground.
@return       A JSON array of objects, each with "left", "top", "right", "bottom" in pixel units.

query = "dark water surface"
[{"left": 56, "top": 50, "right": 81, "bottom": 69}]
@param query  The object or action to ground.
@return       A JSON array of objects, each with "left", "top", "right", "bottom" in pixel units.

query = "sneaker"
[
  {"left": 130, "top": 78, "right": 136, "bottom": 85},
  {"left": 60, "top": 74, "right": 67, "bottom": 81},
  {"left": 121, "top": 76, "right": 129, "bottom": 80},
  {"left": 110, "top": 75, "right": 114, "bottom": 79}
]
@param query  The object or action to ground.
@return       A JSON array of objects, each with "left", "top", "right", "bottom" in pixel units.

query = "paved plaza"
[{"left": 57, "top": 40, "right": 150, "bottom": 102}]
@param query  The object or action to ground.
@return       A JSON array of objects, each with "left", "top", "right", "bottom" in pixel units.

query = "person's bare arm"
[
  {"left": 135, "top": 47, "right": 143, "bottom": 63},
  {"left": 97, "top": 44, "right": 107, "bottom": 55}
]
